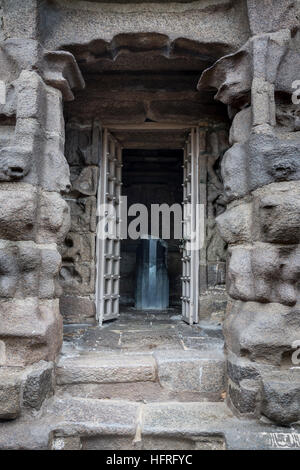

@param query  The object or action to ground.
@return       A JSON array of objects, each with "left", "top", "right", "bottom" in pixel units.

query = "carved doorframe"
[{"left": 95, "top": 122, "right": 204, "bottom": 325}]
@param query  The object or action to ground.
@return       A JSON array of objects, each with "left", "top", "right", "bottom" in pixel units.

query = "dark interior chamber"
[{"left": 120, "top": 148, "right": 183, "bottom": 309}]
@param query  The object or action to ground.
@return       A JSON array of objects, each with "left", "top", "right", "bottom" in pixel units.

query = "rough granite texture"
[{"left": 0, "top": 0, "right": 299, "bottom": 448}]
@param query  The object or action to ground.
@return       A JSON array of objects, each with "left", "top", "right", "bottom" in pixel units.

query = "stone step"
[
  {"left": 153, "top": 349, "right": 226, "bottom": 399},
  {"left": 56, "top": 349, "right": 226, "bottom": 402},
  {"left": 1, "top": 396, "right": 300, "bottom": 450},
  {"left": 198, "top": 320, "right": 224, "bottom": 339},
  {"left": 56, "top": 353, "right": 156, "bottom": 385},
  {"left": 42, "top": 397, "right": 300, "bottom": 451},
  {"left": 47, "top": 397, "right": 233, "bottom": 450}
]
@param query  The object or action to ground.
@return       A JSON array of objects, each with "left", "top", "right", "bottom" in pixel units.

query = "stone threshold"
[{"left": 1, "top": 398, "right": 300, "bottom": 450}]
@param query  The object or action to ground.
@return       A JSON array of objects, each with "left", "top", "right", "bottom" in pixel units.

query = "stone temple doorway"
[
  {"left": 95, "top": 124, "right": 202, "bottom": 326},
  {"left": 59, "top": 33, "right": 230, "bottom": 328}
]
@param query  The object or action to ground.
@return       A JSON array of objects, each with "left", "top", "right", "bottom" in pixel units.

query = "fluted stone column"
[
  {"left": 0, "top": 5, "right": 84, "bottom": 418},
  {"left": 198, "top": 0, "right": 300, "bottom": 426}
]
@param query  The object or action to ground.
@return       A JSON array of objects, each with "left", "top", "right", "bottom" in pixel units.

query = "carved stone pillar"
[
  {"left": 198, "top": 1, "right": 300, "bottom": 426},
  {"left": 0, "top": 36, "right": 84, "bottom": 418}
]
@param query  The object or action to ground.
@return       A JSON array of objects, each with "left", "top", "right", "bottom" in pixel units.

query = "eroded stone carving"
[
  {"left": 71, "top": 166, "right": 99, "bottom": 196},
  {"left": 201, "top": 20, "right": 300, "bottom": 427},
  {"left": 60, "top": 232, "right": 95, "bottom": 263},
  {"left": 198, "top": 29, "right": 298, "bottom": 106},
  {"left": 0, "top": 298, "right": 62, "bottom": 366},
  {"left": 0, "top": 71, "right": 71, "bottom": 192},
  {"left": 59, "top": 262, "right": 95, "bottom": 296},
  {"left": 206, "top": 130, "right": 228, "bottom": 267},
  {"left": 59, "top": 122, "right": 100, "bottom": 323},
  {"left": 246, "top": 0, "right": 300, "bottom": 35},
  {"left": 0, "top": 36, "right": 82, "bottom": 378},
  {"left": 0, "top": 240, "right": 62, "bottom": 299},
  {"left": 227, "top": 243, "right": 300, "bottom": 306},
  {"left": 68, "top": 197, "right": 97, "bottom": 233},
  {"left": 0, "top": 39, "right": 85, "bottom": 100},
  {"left": 37, "top": 191, "right": 71, "bottom": 244},
  {"left": 224, "top": 300, "right": 300, "bottom": 366},
  {"left": 217, "top": 181, "right": 300, "bottom": 245},
  {"left": 221, "top": 133, "right": 300, "bottom": 202},
  {"left": 260, "top": 370, "right": 300, "bottom": 426}
]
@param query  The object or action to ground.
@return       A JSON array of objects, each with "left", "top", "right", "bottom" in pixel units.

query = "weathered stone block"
[
  {"left": 198, "top": 288, "right": 227, "bottom": 321},
  {"left": 59, "top": 262, "right": 95, "bottom": 295},
  {"left": 207, "top": 261, "right": 226, "bottom": 287},
  {"left": 226, "top": 352, "right": 261, "bottom": 385},
  {"left": 68, "top": 197, "right": 97, "bottom": 233},
  {"left": 198, "top": 29, "right": 298, "bottom": 102},
  {"left": 227, "top": 243, "right": 300, "bottom": 306},
  {"left": 15, "top": 70, "right": 47, "bottom": 122},
  {"left": 142, "top": 402, "right": 233, "bottom": 436},
  {"left": 0, "top": 124, "right": 70, "bottom": 193},
  {"left": 154, "top": 350, "right": 225, "bottom": 395},
  {"left": 247, "top": 0, "right": 300, "bottom": 35},
  {"left": 0, "top": 144, "right": 32, "bottom": 182},
  {"left": 2, "top": 0, "right": 39, "bottom": 39},
  {"left": 37, "top": 191, "right": 71, "bottom": 244},
  {"left": 0, "top": 184, "right": 37, "bottom": 241},
  {"left": 0, "top": 368, "right": 22, "bottom": 420},
  {"left": 261, "top": 370, "right": 300, "bottom": 426},
  {"left": 222, "top": 134, "right": 300, "bottom": 202},
  {"left": 0, "top": 184, "right": 71, "bottom": 244},
  {"left": 276, "top": 103, "right": 300, "bottom": 133},
  {"left": 0, "top": 298, "right": 62, "bottom": 366},
  {"left": 0, "top": 122, "right": 16, "bottom": 148},
  {"left": 217, "top": 182, "right": 300, "bottom": 246},
  {"left": 72, "top": 166, "right": 99, "bottom": 196},
  {"left": 56, "top": 354, "right": 156, "bottom": 385},
  {"left": 253, "top": 182, "right": 300, "bottom": 244},
  {"left": 228, "top": 378, "right": 260, "bottom": 416},
  {"left": 61, "top": 232, "right": 95, "bottom": 263},
  {"left": 0, "top": 70, "right": 71, "bottom": 193},
  {"left": 216, "top": 201, "right": 252, "bottom": 244},
  {"left": 40, "top": 149, "right": 71, "bottom": 194},
  {"left": 207, "top": 216, "right": 227, "bottom": 263},
  {"left": 0, "top": 340, "right": 6, "bottom": 366},
  {"left": 52, "top": 436, "right": 82, "bottom": 451},
  {"left": 44, "top": 86, "right": 65, "bottom": 138},
  {"left": 60, "top": 295, "right": 96, "bottom": 324},
  {"left": 22, "top": 361, "right": 54, "bottom": 410},
  {"left": 39, "top": 247, "right": 62, "bottom": 299},
  {"left": 0, "top": 241, "right": 61, "bottom": 299},
  {"left": 47, "top": 397, "right": 139, "bottom": 436},
  {"left": 65, "top": 124, "right": 99, "bottom": 166},
  {"left": 0, "top": 240, "right": 39, "bottom": 298},
  {"left": 224, "top": 300, "right": 300, "bottom": 366},
  {"left": 0, "top": 39, "right": 40, "bottom": 80},
  {"left": 251, "top": 78, "right": 275, "bottom": 127},
  {"left": 229, "top": 107, "right": 252, "bottom": 145}
]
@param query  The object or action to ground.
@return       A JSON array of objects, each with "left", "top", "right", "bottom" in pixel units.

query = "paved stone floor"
[
  {"left": 62, "top": 308, "right": 224, "bottom": 355},
  {"left": 58, "top": 309, "right": 226, "bottom": 404},
  {"left": 2, "top": 309, "right": 300, "bottom": 450}
]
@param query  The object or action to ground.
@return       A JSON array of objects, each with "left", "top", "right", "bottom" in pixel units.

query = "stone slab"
[
  {"left": 154, "top": 349, "right": 225, "bottom": 396},
  {"left": 56, "top": 353, "right": 156, "bottom": 385},
  {"left": 0, "top": 368, "right": 22, "bottom": 420},
  {"left": 46, "top": 397, "right": 139, "bottom": 436},
  {"left": 142, "top": 402, "right": 233, "bottom": 436}
]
